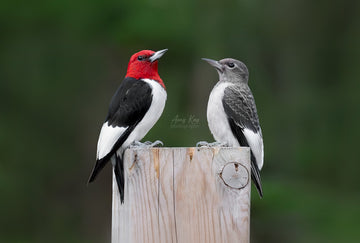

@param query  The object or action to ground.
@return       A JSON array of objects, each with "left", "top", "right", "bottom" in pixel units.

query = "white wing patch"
[
  {"left": 243, "top": 128, "right": 264, "bottom": 170},
  {"left": 96, "top": 122, "right": 127, "bottom": 160}
]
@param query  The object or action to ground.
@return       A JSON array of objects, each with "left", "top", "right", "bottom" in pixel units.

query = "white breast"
[
  {"left": 207, "top": 82, "right": 240, "bottom": 146},
  {"left": 121, "top": 79, "right": 167, "bottom": 149}
]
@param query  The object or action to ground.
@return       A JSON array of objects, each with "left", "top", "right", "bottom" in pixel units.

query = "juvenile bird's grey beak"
[
  {"left": 202, "top": 58, "right": 223, "bottom": 73},
  {"left": 150, "top": 49, "right": 168, "bottom": 62}
]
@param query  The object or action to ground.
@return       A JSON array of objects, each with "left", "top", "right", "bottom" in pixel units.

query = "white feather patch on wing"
[
  {"left": 96, "top": 122, "right": 127, "bottom": 160},
  {"left": 243, "top": 128, "right": 264, "bottom": 170}
]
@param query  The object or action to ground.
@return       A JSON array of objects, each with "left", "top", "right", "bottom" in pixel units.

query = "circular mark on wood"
[{"left": 220, "top": 162, "right": 249, "bottom": 189}]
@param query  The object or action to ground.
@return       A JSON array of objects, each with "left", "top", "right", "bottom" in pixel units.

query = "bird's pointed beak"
[
  {"left": 202, "top": 58, "right": 223, "bottom": 73},
  {"left": 149, "top": 49, "right": 168, "bottom": 62}
]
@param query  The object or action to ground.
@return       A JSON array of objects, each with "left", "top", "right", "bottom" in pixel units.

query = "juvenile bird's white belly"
[
  {"left": 207, "top": 82, "right": 239, "bottom": 146},
  {"left": 122, "top": 79, "right": 167, "bottom": 149}
]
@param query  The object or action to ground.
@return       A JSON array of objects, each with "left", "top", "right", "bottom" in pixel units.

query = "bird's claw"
[
  {"left": 196, "top": 141, "right": 229, "bottom": 147},
  {"left": 130, "top": 140, "right": 164, "bottom": 148},
  {"left": 196, "top": 141, "right": 210, "bottom": 147},
  {"left": 148, "top": 140, "right": 164, "bottom": 147}
]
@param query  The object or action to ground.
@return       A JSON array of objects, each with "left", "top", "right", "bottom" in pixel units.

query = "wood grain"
[{"left": 112, "top": 147, "right": 251, "bottom": 243}]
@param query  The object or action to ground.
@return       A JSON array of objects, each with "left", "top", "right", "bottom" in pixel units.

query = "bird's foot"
[
  {"left": 196, "top": 141, "right": 210, "bottom": 147},
  {"left": 196, "top": 141, "right": 229, "bottom": 147},
  {"left": 130, "top": 140, "right": 164, "bottom": 148},
  {"left": 147, "top": 140, "right": 164, "bottom": 147}
]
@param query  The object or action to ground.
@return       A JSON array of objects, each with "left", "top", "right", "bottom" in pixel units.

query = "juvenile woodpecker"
[
  {"left": 201, "top": 58, "right": 264, "bottom": 197},
  {"left": 88, "top": 49, "right": 168, "bottom": 203}
]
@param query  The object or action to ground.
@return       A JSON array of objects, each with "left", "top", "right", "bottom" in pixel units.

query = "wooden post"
[{"left": 112, "top": 147, "right": 251, "bottom": 243}]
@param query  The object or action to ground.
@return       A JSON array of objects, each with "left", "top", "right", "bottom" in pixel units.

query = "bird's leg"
[
  {"left": 196, "top": 141, "right": 229, "bottom": 147},
  {"left": 130, "top": 141, "right": 145, "bottom": 147},
  {"left": 130, "top": 140, "right": 164, "bottom": 148}
]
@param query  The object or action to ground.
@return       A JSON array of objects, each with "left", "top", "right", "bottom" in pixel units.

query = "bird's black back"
[{"left": 106, "top": 77, "right": 153, "bottom": 127}]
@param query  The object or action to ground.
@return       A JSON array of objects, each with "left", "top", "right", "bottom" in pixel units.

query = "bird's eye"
[
  {"left": 137, "top": 56, "right": 144, "bottom": 61},
  {"left": 227, "top": 62, "right": 235, "bottom": 68}
]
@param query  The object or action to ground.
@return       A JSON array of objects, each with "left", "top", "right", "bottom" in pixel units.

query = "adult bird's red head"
[{"left": 125, "top": 49, "right": 168, "bottom": 88}]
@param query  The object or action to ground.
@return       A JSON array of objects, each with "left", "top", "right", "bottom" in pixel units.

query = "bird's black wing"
[
  {"left": 88, "top": 77, "right": 153, "bottom": 185},
  {"left": 106, "top": 78, "right": 153, "bottom": 128},
  {"left": 222, "top": 85, "right": 264, "bottom": 197}
]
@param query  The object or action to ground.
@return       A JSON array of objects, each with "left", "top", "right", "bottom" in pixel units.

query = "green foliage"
[{"left": 1, "top": 0, "right": 359, "bottom": 242}]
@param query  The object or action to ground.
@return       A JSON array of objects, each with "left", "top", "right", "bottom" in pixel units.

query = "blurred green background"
[{"left": 1, "top": 0, "right": 360, "bottom": 242}]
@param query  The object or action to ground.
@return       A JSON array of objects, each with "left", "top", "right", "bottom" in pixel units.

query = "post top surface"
[{"left": 125, "top": 146, "right": 250, "bottom": 151}]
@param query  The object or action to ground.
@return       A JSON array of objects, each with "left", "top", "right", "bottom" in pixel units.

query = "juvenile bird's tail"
[
  {"left": 250, "top": 152, "right": 263, "bottom": 198},
  {"left": 227, "top": 118, "right": 264, "bottom": 198}
]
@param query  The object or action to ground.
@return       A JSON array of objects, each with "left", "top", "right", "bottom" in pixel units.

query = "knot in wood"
[{"left": 220, "top": 162, "right": 249, "bottom": 189}]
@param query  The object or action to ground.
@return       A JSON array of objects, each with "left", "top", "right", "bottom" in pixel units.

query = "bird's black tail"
[
  {"left": 114, "top": 152, "right": 125, "bottom": 203},
  {"left": 227, "top": 118, "right": 264, "bottom": 198},
  {"left": 88, "top": 156, "right": 110, "bottom": 184},
  {"left": 87, "top": 152, "right": 125, "bottom": 203},
  {"left": 250, "top": 152, "right": 263, "bottom": 198}
]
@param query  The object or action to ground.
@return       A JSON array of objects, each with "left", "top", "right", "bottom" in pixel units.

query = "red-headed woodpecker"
[
  {"left": 88, "top": 49, "right": 168, "bottom": 203},
  {"left": 200, "top": 58, "right": 264, "bottom": 198}
]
